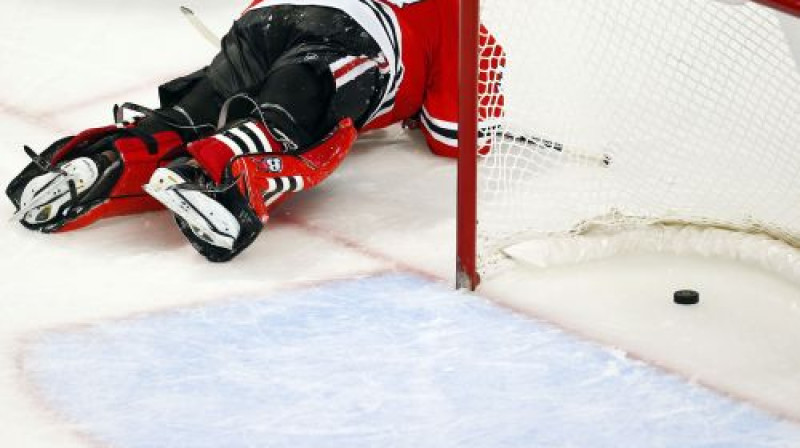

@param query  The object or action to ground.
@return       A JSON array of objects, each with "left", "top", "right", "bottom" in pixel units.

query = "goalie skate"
[
  {"left": 143, "top": 167, "right": 240, "bottom": 250},
  {"left": 11, "top": 157, "right": 101, "bottom": 226}
]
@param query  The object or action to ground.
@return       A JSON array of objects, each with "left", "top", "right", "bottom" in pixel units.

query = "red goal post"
[
  {"left": 759, "top": 0, "right": 800, "bottom": 15},
  {"left": 457, "top": 0, "right": 800, "bottom": 290}
]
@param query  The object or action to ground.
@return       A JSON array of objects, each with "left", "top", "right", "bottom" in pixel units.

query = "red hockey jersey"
[{"left": 245, "top": 0, "right": 506, "bottom": 158}]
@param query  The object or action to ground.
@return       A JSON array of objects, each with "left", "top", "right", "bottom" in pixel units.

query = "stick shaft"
[{"left": 180, "top": 6, "right": 221, "bottom": 50}]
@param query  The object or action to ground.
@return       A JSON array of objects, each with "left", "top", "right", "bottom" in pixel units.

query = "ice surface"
[
  {"left": 2, "top": 1, "right": 800, "bottom": 447},
  {"left": 21, "top": 274, "right": 800, "bottom": 448}
]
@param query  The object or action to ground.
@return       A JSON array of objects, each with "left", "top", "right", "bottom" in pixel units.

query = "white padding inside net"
[{"left": 504, "top": 225, "right": 800, "bottom": 283}]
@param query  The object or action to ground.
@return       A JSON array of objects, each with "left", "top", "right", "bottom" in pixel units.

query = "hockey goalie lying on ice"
[{"left": 6, "top": 0, "right": 505, "bottom": 262}]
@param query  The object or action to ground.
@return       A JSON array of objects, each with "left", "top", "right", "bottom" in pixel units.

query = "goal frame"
[{"left": 456, "top": 0, "right": 800, "bottom": 290}]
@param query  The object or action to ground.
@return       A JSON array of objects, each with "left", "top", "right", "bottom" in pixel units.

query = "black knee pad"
[
  {"left": 257, "top": 62, "right": 334, "bottom": 148},
  {"left": 256, "top": 53, "right": 383, "bottom": 149}
]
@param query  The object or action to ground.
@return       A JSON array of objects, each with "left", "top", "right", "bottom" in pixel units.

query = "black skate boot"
[{"left": 143, "top": 158, "right": 263, "bottom": 262}]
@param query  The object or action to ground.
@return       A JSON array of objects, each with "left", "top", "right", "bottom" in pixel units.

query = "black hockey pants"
[{"left": 157, "top": 5, "right": 388, "bottom": 151}]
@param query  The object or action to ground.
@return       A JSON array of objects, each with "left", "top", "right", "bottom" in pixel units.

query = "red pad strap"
[
  {"left": 110, "top": 131, "right": 185, "bottom": 197},
  {"left": 51, "top": 125, "right": 120, "bottom": 165}
]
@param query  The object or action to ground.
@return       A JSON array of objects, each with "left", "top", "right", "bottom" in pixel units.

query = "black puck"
[{"left": 674, "top": 289, "right": 700, "bottom": 305}]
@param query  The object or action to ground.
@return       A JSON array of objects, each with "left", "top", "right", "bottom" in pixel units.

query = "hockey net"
[{"left": 458, "top": 0, "right": 800, "bottom": 288}]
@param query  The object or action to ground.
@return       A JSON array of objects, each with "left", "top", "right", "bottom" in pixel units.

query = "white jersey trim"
[{"left": 421, "top": 107, "right": 457, "bottom": 149}]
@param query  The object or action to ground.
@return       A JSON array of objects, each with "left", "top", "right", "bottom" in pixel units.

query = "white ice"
[{"left": 1, "top": 1, "right": 800, "bottom": 447}]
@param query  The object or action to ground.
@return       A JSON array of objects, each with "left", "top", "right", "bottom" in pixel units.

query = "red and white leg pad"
[
  {"left": 139, "top": 118, "right": 356, "bottom": 261},
  {"left": 186, "top": 120, "right": 288, "bottom": 184},
  {"left": 185, "top": 117, "right": 357, "bottom": 222},
  {"left": 227, "top": 118, "right": 357, "bottom": 221},
  {"left": 59, "top": 128, "right": 186, "bottom": 232},
  {"left": 7, "top": 123, "right": 187, "bottom": 232}
]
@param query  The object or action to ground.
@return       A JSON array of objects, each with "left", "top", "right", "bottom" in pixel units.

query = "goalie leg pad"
[
  {"left": 60, "top": 131, "right": 187, "bottom": 232},
  {"left": 186, "top": 119, "right": 290, "bottom": 184},
  {"left": 7, "top": 125, "right": 187, "bottom": 232},
  {"left": 227, "top": 118, "right": 357, "bottom": 221},
  {"left": 146, "top": 118, "right": 356, "bottom": 262}
]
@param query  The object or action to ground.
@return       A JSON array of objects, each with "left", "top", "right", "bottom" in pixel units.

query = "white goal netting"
[{"left": 476, "top": 0, "right": 800, "bottom": 276}]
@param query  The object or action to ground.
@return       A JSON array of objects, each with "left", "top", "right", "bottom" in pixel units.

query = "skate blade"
[
  {"left": 10, "top": 174, "right": 72, "bottom": 223},
  {"left": 144, "top": 171, "right": 240, "bottom": 250},
  {"left": 10, "top": 157, "right": 99, "bottom": 225}
]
